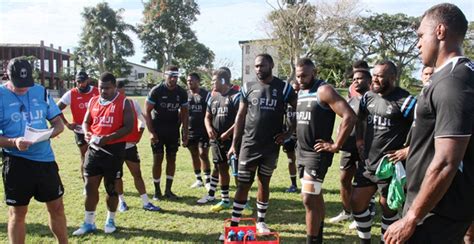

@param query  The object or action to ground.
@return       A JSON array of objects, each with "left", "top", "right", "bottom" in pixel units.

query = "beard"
[
  {"left": 78, "top": 85, "right": 90, "bottom": 93},
  {"left": 257, "top": 71, "right": 271, "bottom": 81}
]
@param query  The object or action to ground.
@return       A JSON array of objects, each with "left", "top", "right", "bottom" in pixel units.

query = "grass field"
[{"left": 0, "top": 95, "right": 384, "bottom": 243}]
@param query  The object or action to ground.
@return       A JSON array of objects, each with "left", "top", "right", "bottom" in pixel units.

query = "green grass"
[{"left": 0, "top": 95, "right": 384, "bottom": 243}]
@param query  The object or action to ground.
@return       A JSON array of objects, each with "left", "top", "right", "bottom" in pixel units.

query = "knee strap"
[{"left": 300, "top": 178, "right": 322, "bottom": 195}]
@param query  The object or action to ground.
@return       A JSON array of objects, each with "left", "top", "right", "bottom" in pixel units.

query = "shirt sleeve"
[
  {"left": 133, "top": 100, "right": 146, "bottom": 129},
  {"left": 58, "top": 90, "right": 72, "bottom": 105},
  {"left": 432, "top": 79, "right": 474, "bottom": 138},
  {"left": 400, "top": 95, "right": 417, "bottom": 120},
  {"left": 46, "top": 92, "right": 62, "bottom": 120},
  {"left": 240, "top": 82, "right": 249, "bottom": 104},
  {"left": 146, "top": 86, "right": 158, "bottom": 105}
]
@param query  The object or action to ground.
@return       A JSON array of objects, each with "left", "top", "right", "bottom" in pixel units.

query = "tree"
[
  {"left": 339, "top": 13, "right": 419, "bottom": 86},
  {"left": 463, "top": 21, "right": 474, "bottom": 59},
  {"left": 265, "top": 0, "right": 360, "bottom": 81},
  {"left": 138, "top": 0, "right": 214, "bottom": 72},
  {"left": 74, "top": 2, "right": 135, "bottom": 78}
]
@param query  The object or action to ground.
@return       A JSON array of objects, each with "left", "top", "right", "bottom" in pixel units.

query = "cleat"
[
  {"left": 143, "top": 202, "right": 161, "bottom": 211},
  {"left": 285, "top": 185, "right": 298, "bottom": 193},
  {"left": 329, "top": 210, "right": 352, "bottom": 223},
  {"left": 349, "top": 220, "right": 357, "bottom": 230},
  {"left": 205, "top": 182, "right": 211, "bottom": 191},
  {"left": 218, "top": 233, "right": 225, "bottom": 241},
  {"left": 190, "top": 180, "right": 204, "bottom": 188},
  {"left": 118, "top": 201, "right": 129, "bottom": 212},
  {"left": 197, "top": 194, "right": 215, "bottom": 204},
  {"left": 242, "top": 203, "right": 253, "bottom": 216},
  {"left": 164, "top": 191, "right": 180, "bottom": 200},
  {"left": 210, "top": 200, "right": 231, "bottom": 212},
  {"left": 72, "top": 223, "right": 97, "bottom": 236},
  {"left": 104, "top": 219, "right": 117, "bottom": 234},
  {"left": 256, "top": 222, "right": 271, "bottom": 233}
]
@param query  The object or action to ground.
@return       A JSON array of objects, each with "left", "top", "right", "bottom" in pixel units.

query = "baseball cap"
[
  {"left": 7, "top": 57, "right": 34, "bottom": 88},
  {"left": 76, "top": 71, "right": 89, "bottom": 82}
]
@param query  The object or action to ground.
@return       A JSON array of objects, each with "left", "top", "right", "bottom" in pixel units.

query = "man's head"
[
  {"left": 187, "top": 72, "right": 201, "bottom": 91},
  {"left": 117, "top": 80, "right": 126, "bottom": 96},
  {"left": 254, "top": 54, "right": 274, "bottom": 81},
  {"left": 421, "top": 66, "right": 434, "bottom": 86},
  {"left": 218, "top": 66, "right": 232, "bottom": 79},
  {"left": 165, "top": 65, "right": 179, "bottom": 89},
  {"left": 417, "top": 3, "right": 468, "bottom": 66},
  {"left": 372, "top": 60, "right": 397, "bottom": 95},
  {"left": 212, "top": 69, "right": 231, "bottom": 94},
  {"left": 75, "top": 71, "right": 90, "bottom": 91},
  {"left": 7, "top": 57, "right": 34, "bottom": 94},
  {"left": 295, "top": 58, "right": 316, "bottom": 90},
  {"left": 98, "top": 72, "right": 117, "bottom": 100}
]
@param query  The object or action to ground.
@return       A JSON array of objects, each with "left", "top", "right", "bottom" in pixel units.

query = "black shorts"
[
  {"left": 124, "top": 145, "right": 140, "bottom": 163},
  {"left": 339, "top": 150, "right": 360, "bottom": 170},
  {"left": 187, "top": 136, "right": 210, "bottom": 149},
  {"left": 406, "top": 214, "right": 471, "bottom": 244},
  {"left": 282, "top": 138, "right": 297, "bottom": 153},
  {"left": 75, "top": 132, "right": 87, "bottom": 146},
  {"left": 238, "top": 151, "right": 279, "bottom": 177},
  {"left": 84, "top": 142, "right": 125, "bottom": 180},
  {"left": 210, "top": 139, "right": 231, "bottom": 164},
  {"left": 151, "top": 132, "right": 180, "bottom": 155},
  {"left": 297, "top": 151, "right": 334, "bottom": 181},
  {"left": 352, "top": 164, "right": 390, "bottom": 198},
  {"left": 2, "top": 154, "right": 64, "bottom": 206}
]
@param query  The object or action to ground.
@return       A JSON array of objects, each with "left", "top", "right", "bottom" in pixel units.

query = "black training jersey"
[
  {"left": 360, "top": 87, "right": 416, "bottom": 172},
  {"left": 146, "top": 82, "right": 188, "bottom": 129},
  {"left": 340, "top": 95, "right": 362, "bottom": 153},
  {"left": 188, "top": 88, "right": 210, "bottom": 138},
  {"left": 296, "top": 80, "right": 336, "bottom": 162},
  {"left": 239, "top": 77, "right": 297, "bottom": 160},
  {"left": 404, "top": 57, "right": 474, "bottom": 221},
  {"left": 284, "top": 100, "right": 297, "bottom": 140},
  {"left": 207, "top": 89, "right": 240, "bottom": 136}
]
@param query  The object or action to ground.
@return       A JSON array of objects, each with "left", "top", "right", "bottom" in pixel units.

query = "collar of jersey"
[{"left": 435, "top": 56, "right": 465, "bottom": 74}]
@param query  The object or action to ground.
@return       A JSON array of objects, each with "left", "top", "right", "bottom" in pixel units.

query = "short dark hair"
[
  {"left": 212, "top": 69, "right": 230, "bottom": 84},
  {"left": 188, "top": 72, "right": 201, "bottom": 82},
  {"left": 352, "top": 60, "right": 371, "bottom": 79},
  {"left": 296, "top": 58, "right": 315, "bottom": 68},
  {"left": 99, "top": 72, "right": 116, "bottom": 85},
  {"left": 166, "top": 65, "right": 179, "bottom": 72},
  {"left": 256, "top": 53, "right": 274, "bottom": 66},
  {"left": 117, "top": 80, "right": 126, "bottom": 89},
  {"left": 218, "top": 66, "right": 232, "bottom": 78},
  {"left": 375, "top": 60, "right": 397, "bottom": 76},
  {"left": 422, "top": 3, "right": 468, "bottom": 40}
]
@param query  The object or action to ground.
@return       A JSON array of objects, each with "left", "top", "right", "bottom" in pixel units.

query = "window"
[
  {"left": 246, "top": 45, "right": 250, "bottom": 54},
  {"left": 138, "top": 73, "right": 145, "bottom": 79},
  {"left": 245, "top": 65, "right": 250, "bottom": 75}
]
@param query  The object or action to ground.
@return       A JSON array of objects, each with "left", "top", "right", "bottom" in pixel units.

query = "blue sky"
[{"left": 0, "top": 0, "right": 472, "bottom": 78}]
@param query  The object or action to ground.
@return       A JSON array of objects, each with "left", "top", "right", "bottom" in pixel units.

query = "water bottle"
[
  {"left": 237, "top": 230, "right": 245, "bottom": 241},
  {"left": 246, "top": 230, "right": 256, "bottom": 241},
  {"left": 229, "top": 154, "right": 238, "bottom": 177},
  {"left": 227, "top": 230, "right": 236, "bottom": 241}
]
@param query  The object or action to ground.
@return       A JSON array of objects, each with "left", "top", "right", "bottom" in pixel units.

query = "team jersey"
[
  {"left": 0, "top": 84, "right": 61, "bottom": 162},
  {"left": 59, "top": 86, "right": 99, "bottom": 126},
  {"left": 207, "top": 88, "right": 240, "bottom": 136},
  {"left": 340, "top": 95, "right": 362, "bottom": 153},
  {"left": 296, "top": 80, "right": 336, "bottom": 161},
  {"left": 146, "top": 82, "right": 188, "bottom": 130},
  {"left": 359, "top": 87, "right": 416, "bottom": 172},
  {"left": 188, "top": 88, "right": 210, "bottom": 139},
  {"left": 405, "top": 57, "right": 474, "bottom": 221},
  {"left": 284, "top": 101, "right": 297, "bottom": 140},
  {"left": 239, "top": 77, "right": 297, "bottom": 159},
  {"left": 88, "top": 93, "right": 127, "bottom": 145}
]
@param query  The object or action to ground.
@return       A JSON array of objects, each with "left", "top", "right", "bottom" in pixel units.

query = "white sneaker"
[
  {"left": 196, "top": 194, "right": 215, "bottom": 204},
  {"left": 104, "top": 219, "right": 116, "bottom": 234},
  {"left": 190, "top": 180, "right": 204, "bottom": 188},
  {"left": 329, "top": 210, "right": 352, "bottom": 223},
  {"left": 349, "top": 220, "right": 357, "bottom": 230},
  {"left": 256, "top": 222, "right": 271, "bottom": 233},
  {"left": 205, "top": 182, "right": 211, "bottom": 191},
  {"left": 218, "top": 233, "right": 225, "bottom": 241}
]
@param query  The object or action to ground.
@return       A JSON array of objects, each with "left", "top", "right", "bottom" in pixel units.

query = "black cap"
[
  {"left": 76, "top": 71, "right": 89, "bottom": 82},
  {"left": 7, "top": 57, "right": 34, "bottom": 88}
]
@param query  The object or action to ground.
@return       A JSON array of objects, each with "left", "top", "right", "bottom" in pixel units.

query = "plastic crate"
[{"left": 223, "top": 218, "right": 280, "bottom": 244}]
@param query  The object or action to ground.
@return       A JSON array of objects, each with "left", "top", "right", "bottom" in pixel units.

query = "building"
[
  {"left": 239, "top": 39, "right": 279, "bottom": 84},
  {"left": 0, "top": 41, "right": 71, "bottom": 93},
  {"left": 119, "top": 61, "right": 162, "bottom": 96}
]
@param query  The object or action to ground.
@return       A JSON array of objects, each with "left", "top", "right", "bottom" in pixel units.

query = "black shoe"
[
  {"left": 164, "top": 191, "right": 180, "bottom": 200},
  {"left": 153, "top": 189, "right": 162, "bottom": 201}
]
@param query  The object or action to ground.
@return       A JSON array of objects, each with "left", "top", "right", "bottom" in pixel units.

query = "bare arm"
[
  {"left": 228, "top": 102, "right": 248, "bottom": 158},
  {"left": 314, "top": 85, "right": 357, "bottom": 153},
  {"left": 180, "top": 106, "right": 189, "bottom": 145},
  {"left": 355, "top": 99, "right": 368, "bottom": 161},
  {"left": 204, "top": 110, "right": 217, "bottom": 140},
  {"left": 48, "top": 115, "right": 64, "bottom": 139},
  {"left": 82, "top": 107, "right": 92, "bottom": 142},
  {"left": 144, "top": 101, "right": 158, "bottom": 143},
  {"left": 56, "top": 102, "right": 75, "bottom": 130}
]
